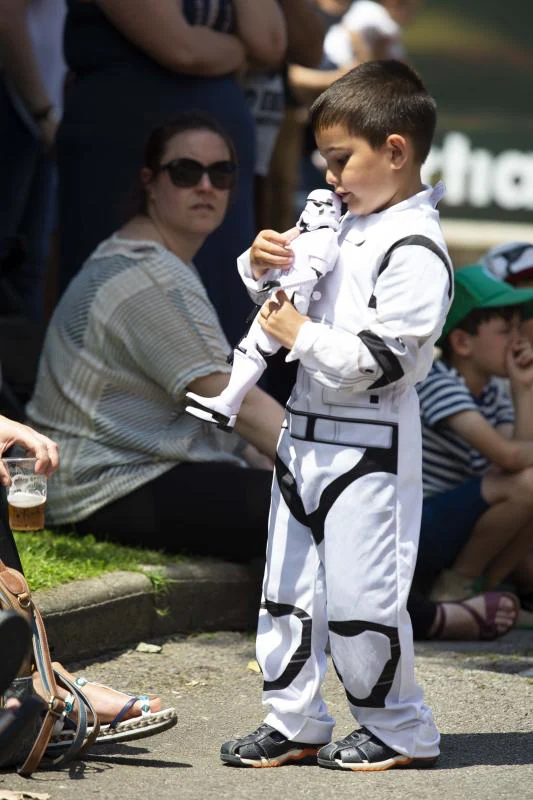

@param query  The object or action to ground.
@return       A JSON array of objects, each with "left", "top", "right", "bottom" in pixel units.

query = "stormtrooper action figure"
[{"left": 185, "top": 189, "right": 342, "bottom": 430}]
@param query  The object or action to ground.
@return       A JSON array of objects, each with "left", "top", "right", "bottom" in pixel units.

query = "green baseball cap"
[{"left": 440, "top": 264, "right": 533, "bottom": 339}]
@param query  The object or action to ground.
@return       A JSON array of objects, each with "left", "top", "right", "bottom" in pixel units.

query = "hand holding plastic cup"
[{"left": 2, "top": 458, "right": 47, "bottom": 531}]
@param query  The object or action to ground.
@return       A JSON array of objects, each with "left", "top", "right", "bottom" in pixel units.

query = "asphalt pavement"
[
  {"left": 0, "top": 560, "right": 532, "bottom": 799},
  {"left": 1, "top": 630, "right": 532, "bottom": 800}
]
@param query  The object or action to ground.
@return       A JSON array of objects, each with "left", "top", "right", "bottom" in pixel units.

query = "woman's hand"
[
  {"left": 258, "top": 289, "right": 309, "bottom": 349},
  {"left": 232, "top": 0, "right": 287, "bottom": 69},
  {"left": 250, "top": 227, "right": 300, "bottom": 280},
  {"left": 0, "top": 416, "right": 59, "bottom": 486}
]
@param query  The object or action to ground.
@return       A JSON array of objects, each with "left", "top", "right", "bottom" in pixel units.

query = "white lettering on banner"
[{"left": 422, "top": 132, "right": 533, "bottom": 211}]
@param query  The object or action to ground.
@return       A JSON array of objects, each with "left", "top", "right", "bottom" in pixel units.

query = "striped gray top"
[
  {"left": 26, "top": 234, "right": 246, "bottom": 524},
  {"left": 417, "top": 359, "right": 514, "bottom": 497}
]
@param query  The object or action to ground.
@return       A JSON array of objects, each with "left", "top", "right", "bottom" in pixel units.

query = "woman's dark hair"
[{"left": 136, "top": 111, "right": 237, "bottom": 215}]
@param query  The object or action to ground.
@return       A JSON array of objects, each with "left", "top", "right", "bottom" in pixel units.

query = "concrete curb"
[{"left": 34, "top": 559, "right": 263, "bottom": 662}]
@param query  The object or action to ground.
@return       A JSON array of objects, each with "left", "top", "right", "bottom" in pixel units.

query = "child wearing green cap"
[{"left": 413, "top": 264, "right": 533, "bottom": 633}]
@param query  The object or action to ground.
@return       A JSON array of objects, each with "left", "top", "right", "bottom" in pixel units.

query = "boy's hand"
[
  {"left": 258, "top": 289, "right": 309, "bottom": 349},
  {"left": 506, "top": 336, "right": 533, "bottom": 390},
  {"left": 250, "top": 227, "right": 300, "bottom": 280}
]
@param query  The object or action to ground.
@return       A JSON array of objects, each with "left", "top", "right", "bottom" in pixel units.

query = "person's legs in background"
[
  {"left": 414, "top": 478, "right": 490, "bottom": 595},
  {"left": 407, "top": 586, "right": 518, "bottom": 641},
  {"left": 73, "top": 463, "right": 272, "bottom": 563},
  {"left": 10, "top": 156, "right": 56, "bottom": 321},
  {"left": 410, "top": 478, "right": 520, "bottom": 640},
  {"left": 0, "top": 79, "right": 54, "bottom": 322},
  {"left": 257, "top": 105, "right": 309, "bottom": 233}
]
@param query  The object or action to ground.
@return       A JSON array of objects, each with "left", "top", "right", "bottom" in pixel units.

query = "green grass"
[{"left": 14, "top": 530, "right": 183, "bottom": 592}]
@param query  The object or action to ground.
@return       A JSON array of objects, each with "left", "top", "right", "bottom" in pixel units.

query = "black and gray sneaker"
[
  {"left": 221, "top": 724, "right": 326, "bottom": 768},
  {"left": 317, "top": 727, "right": 438, "bottom": 772}
]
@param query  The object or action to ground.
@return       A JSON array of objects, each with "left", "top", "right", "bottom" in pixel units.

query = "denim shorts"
[{"left": 415, "top": 477, "right": 489, "bottom": 579}]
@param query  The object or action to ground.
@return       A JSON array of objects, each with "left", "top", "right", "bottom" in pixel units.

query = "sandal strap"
[
  {"left": 108, "top": 696, "right": 141, "bottom": 729},
  {"left": 430, "top": 603, "right": 446, "bottom": 639},
  {"left": 74, "top": 678, "right": 152, "bottom": 716},
  {"left": 51, "top": 669, "right": 100, "bottom": 762},
  {"left": 437, "top": 592, "right": 518, "bottom": 641}
]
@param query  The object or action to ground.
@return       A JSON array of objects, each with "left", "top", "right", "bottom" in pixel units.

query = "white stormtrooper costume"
[
  {"left": 244, "top": 184, "right": 453, "bottom": 758},
  {"left": 185, "top": 189, "right": 342, "bottom": 430}
]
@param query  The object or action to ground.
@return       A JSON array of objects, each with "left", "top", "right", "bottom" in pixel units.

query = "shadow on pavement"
[
  {"left": 65, "top": 743, "right": 192, "bottom": 777},
  {"left": 436, "top": 731, "right": 533, "bottom": 769}
]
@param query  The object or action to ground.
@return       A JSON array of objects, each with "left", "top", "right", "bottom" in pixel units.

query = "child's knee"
[{"left": 508, "top": 466, "right": 533, "bottom": 507}]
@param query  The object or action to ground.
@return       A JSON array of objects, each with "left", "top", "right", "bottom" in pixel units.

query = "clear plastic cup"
[{"left": 2, "top": 458, "right": 47, "bottom": 531}]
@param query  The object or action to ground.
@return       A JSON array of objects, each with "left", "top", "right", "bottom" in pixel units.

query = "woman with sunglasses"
[{"left": 26, "top": 112, "right": 284, "bottom": 560}]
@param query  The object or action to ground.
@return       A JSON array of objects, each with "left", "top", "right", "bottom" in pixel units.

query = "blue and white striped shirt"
[{"left": 417, "top": 359, "right": 515, "bottom": 497}]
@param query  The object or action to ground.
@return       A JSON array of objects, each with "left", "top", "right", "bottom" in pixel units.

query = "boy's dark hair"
[
  {"left": 440, "top": 305, "right": 524, "bottom": 362},
  {"left": 135, "top": 111, "right": 237, "bottom": 215},
  {"left": 309, "top": 60, "right": 437, "bottom": 163}
]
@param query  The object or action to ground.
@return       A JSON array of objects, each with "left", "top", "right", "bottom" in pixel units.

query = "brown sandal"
[{"left": 431, "top": 591, "right": 519, "bottom": 640}]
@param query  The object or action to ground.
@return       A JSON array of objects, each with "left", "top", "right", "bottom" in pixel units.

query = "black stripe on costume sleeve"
[
  {"left": 357, "top": 330, "right": 404, "bottom": 389},
  {"left": 377, "top": 235, "right": 453, "bottom": 297},
  {"left": 368, "top": 235, "right": 453, "bottom": 310}
]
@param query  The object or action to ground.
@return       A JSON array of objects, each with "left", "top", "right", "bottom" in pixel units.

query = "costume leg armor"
[
  {"left": 256, "top": 430, "right": 334, "bottom": 744},
  {"left": 256, "top": 396, "right": 440, "bottom": 757}
]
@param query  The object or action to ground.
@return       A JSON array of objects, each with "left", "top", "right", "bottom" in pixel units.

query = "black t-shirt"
[{"left": 64, "top": 0, "right": 236, "bottom": 72}]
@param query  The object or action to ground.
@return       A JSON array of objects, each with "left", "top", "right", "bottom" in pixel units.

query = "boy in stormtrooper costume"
[
  {"left": 185, "top": 189, "right": 342, "bottom": 430},
  {"left": 220, "top": 60, "right": 454, "bottom": 772}
]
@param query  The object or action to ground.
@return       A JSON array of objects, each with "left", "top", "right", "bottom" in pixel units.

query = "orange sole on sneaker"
[
  {"left": 318, "top": 755, "right": 438, "bottom": 772},
  {"left": 222, "top": 746, "right": 321, "bottom": 768}
]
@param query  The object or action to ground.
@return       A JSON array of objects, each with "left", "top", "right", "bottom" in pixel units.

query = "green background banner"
[{"left": 405, "top": 0, "right": 533, "bottom": 221}]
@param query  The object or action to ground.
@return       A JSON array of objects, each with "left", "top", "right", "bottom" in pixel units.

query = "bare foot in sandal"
[
  {"left": 428, "top": 591, "right": 519, "bottom": 640},
  {"left": 32, "top": 662, "right": 161, "bottom": 724}
]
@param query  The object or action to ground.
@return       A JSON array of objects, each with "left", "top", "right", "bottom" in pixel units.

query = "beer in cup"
[{"left": 2, "top": 458, "right": 47, "bottom": 531}]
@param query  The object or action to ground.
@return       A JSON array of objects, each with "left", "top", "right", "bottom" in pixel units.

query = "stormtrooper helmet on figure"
[{"left": 297, "top": 189, "right": 342, "bottom": 234}]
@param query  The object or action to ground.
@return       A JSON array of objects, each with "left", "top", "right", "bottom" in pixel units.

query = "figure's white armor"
[{"left": 185, "top": 190, "right": 342, "bottom": 430}]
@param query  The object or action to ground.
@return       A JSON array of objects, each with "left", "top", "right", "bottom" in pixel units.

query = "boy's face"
[
  {"left": 510, "top": 278, "right": 533, "bottom": 345},
  {"left": 316, "top": 125, "right": 405, "bottom": 217},
  {"left": 467, "top": 313, "right": 522, "bottom": 378}
]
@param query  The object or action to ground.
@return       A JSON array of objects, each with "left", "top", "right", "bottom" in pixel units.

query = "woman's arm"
[
  {"left": 280, "top": 0, "right": 325, "bottom": 67},
  {"left": 187, "top": 372, "right": 283, "bottom": 461},
  {"left": 232, "top": 0, "right": 287, "bottom": 70},
  {"left": 0, "top": 0, "right": 59, "bottom": 147},
  {"left": 288, "top": 62, "right": 353, "bottom": 106},
  {"left": 94, "top": 0, "right": 246, "bottom": 76}
]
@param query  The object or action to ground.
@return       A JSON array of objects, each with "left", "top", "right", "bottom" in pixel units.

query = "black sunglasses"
[{"left": 158, "top": 157, "right": 237, "bottom": 190}]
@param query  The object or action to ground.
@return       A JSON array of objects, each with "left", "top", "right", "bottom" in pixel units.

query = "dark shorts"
[{"left": 415, "top": 477, "right": 489, "bottom": 581}]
